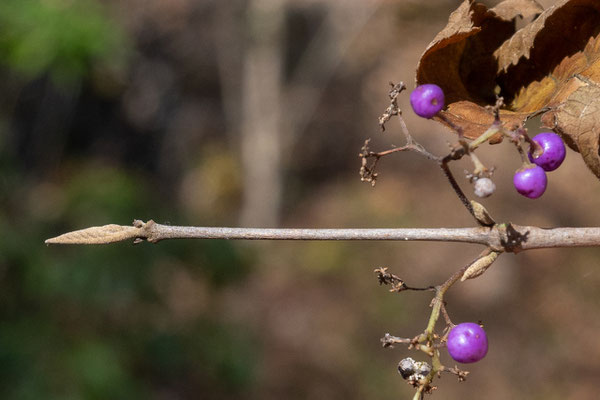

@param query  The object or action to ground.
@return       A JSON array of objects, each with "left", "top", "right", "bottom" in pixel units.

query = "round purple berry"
[
  {"left": 410, "top": 84, "right": 445, "bottom": 119},
  {"left": 528, "top": 132, "right": 566, "bottom": 171},
  {"left": 513, "top": 165, "right": 547, "bottom": 199},
  {"left": 447, "top": 322, "right": 488, "bottom": 364}
]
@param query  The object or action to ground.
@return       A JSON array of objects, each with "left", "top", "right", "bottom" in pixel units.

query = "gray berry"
[
  {"left": 413, "top": 361, "right": 432, "bottom": 377},
  {"left": 398, "top": 357, "right": 415, "bottom": 379}
]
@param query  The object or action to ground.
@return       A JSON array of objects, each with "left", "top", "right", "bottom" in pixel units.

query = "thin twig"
[
  {"left": 45, "top": 220, "right": 600, "bottom": 252},
  {"left": 439, "top": 301, "right": 453, "bottom": 327},
  {"left": 359, "top": 138, "right": 438, "bottom": 186},
  {"left": 380, "top": 333, "right": 417, "bottom": 348},
  {"left": 438, "top": 159, "right": 475, "bottom": 218},
  {"left": 374, "top": 267, "right": 435, "bottom": 292},
  {"left": 439, "top": 366, "right": 469, "bottom": 382},
  {"left": 379, "top": 82, "right": 405, "bottom": 131},
  {"left": 46, "top": 222, "right": 491, "bottom": 245}
]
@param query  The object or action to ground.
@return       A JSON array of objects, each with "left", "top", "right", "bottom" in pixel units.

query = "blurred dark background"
[{"left": 2, "top": 0, "right": 600, "bottom": 399}]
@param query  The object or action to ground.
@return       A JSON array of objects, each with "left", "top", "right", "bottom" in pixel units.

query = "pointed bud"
[
  {"left": 470, "top": 200, "right": 495, "bottom": 226},
  {"left": 461, "top": 251, "right": 500, "bottom": 281}
]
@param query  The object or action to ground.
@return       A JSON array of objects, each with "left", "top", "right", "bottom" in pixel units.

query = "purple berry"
[
  {"left": 513, "top": 165, "right": 547, "bottom": 199},
  {"left": 447, "top": 322, "right": 488, "bottom": 364},
  {"left": 410, "top": 84, "right": 445, "bottom": 119},
  {"left": 528, "top": 132, "right": 566, "bottom": 171}
]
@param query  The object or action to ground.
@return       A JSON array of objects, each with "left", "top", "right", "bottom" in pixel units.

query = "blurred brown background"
[{"left": 1, "top": 0, "right": 599, "bottom": 399}]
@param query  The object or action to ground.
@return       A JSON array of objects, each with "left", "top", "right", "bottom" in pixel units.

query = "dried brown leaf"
[
  {"left": 441, "top": 101, "right": 526, "bottom": 143},
  {"left": 416, "top": 0, "right": 600, "bottom": 178},
  {"left": 416, "top": 0, "right": 530, "bottom": 140},
  {"left": 494, "top": 0, "right": 567, "bottom": 73},
  {"left": 490, "top": 0, "right": 543, "bottom": 21},
  {"left": 543, "top": 81, "right": 600, "bottom": 178},
  {"left": 496, "top": 0, "right": 600, "bottom": 107},
  {"left": 417, "top": 0, "right": 516, "bottom": 106}
]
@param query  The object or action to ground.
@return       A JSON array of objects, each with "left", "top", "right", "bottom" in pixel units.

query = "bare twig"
[
  {"left": 46, "top": 221, "right": 491, "bottom": 245},
  {"left": 381, "top": 333, "right": 417, "bottom": 348},
  {"left": 46, "top": 220, "right": 600, "bottom": 252},
  {"left": 374, "top": 267, "right": 435, "bottom": 292},
  {"left": 439, "top": 301, "right": 453, "bottom": 327},
  {"left": 359, "top": 127, "right": 439, "bottom": 186},
  {"left": 440, "top": 365, "right": 469, "bottom": 382},
  {"left": 379, "top": 82, "right": 405, "bottom": 131},
  {"left": 438, "top": 153, "right": 485, "bottom": 223}
]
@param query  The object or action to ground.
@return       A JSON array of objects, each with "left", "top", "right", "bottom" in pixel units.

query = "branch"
[{"left": 45, "top": 220, "right": 600, "bottom": 252}]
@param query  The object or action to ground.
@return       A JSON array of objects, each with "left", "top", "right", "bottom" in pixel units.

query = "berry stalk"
[{"left": 406, "top": 248, "right": 495, "bottom": 396}]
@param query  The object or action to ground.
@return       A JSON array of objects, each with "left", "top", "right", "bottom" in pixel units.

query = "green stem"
[
  {"left": 412, "top": 250, "right": 493, "bottom": 399},
  {"left": 425, "top": 296, "right": 443, "bottom": 336},
  {"left": 469, "top": 124, "right": 500, "bottom": 150},
  {"left": 412, "top": 387, "right": 424, "bottom": 400},
  {"left": 469, "top": 152, "right": 488, "bottom": 176},
  {"left": 423, "top": 252, "right": 481, "bottom": 339}
]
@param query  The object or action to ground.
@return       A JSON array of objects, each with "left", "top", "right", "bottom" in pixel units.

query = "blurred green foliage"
[
  {"left": 0, "top": 2, "right": 261, "bottom": 396},
  {"left": 0, "top": 0, "right": 127, "bottom": 84},
  {"left": 0, "top": 162, "right": 257, "bottom": 399}
]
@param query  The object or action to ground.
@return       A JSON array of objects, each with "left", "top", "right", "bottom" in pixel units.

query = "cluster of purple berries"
[
  {"left": 409, "top": 84, "right": 566, "bottom": 200},
  {"left": 409, "top": 86, "right": 490, "bottom": 364},
  {"left": 514, "top": 132, "right": 566, "bottom": 199},
  {"left": 407, "top": 85, "right": 567, "bottom": 365}
]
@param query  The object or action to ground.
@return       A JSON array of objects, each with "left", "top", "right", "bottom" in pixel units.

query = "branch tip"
[{"left": 45, "top": 223, "right": 145, "bottom": 245}]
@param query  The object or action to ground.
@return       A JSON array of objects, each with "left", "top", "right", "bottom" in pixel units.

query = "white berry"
[{"left": 474, "top": 178, "right": 496, "bottom": 198}]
